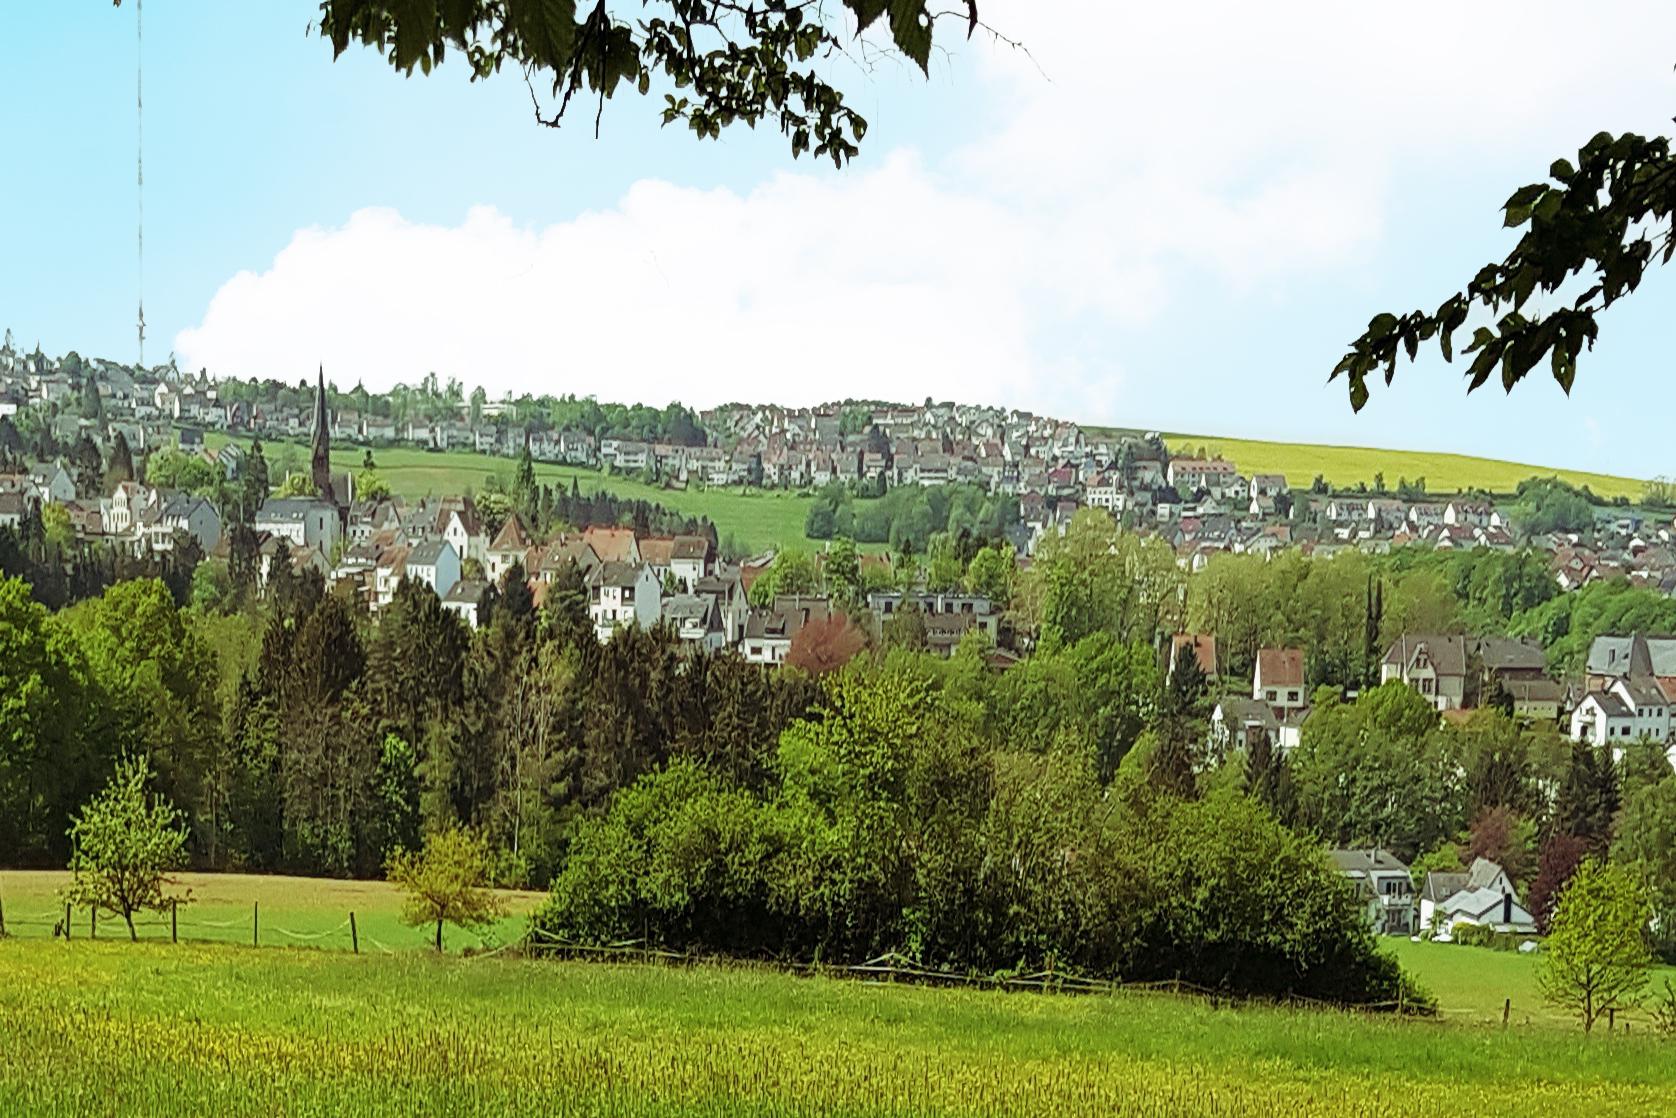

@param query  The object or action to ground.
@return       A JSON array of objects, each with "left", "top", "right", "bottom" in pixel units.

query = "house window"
[
  {"left": 1266, "top": 690, "right": 1278, "bottom": 702},
  {"left": 1287, "top": 690, "right": 1299, "bottom": 702}
]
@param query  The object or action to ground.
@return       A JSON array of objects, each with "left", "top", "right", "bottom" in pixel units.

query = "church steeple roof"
[{"left": 312, "top": 364, "right": 337, "bottom": 507}]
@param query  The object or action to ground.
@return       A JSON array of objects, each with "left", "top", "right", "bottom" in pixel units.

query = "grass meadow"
[
  {"left": 0, "top": 870, "right": 542, "bottom": 955},
  {"left": 1162, "top": 432, "right": 1645, "bottom": 500},
  {"left": 214, "top": 435, "right": 818, "bottom": 553},
  {"left": 3, "top": 873, "right": 1675, "bottom": 1116}
]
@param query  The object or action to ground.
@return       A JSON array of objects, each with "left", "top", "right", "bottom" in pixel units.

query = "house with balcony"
[{"left": 1330, "top": 848, "right": 1414, "bottom": 935}]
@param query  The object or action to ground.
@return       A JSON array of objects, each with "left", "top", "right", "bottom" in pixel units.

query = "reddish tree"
[
  {"left": 1528, "top": 833, "right": 1591, "bottom": 934},
  {"left": 1466, "top": 806, "right": 1534, "bottom": 886},
  {"left": 785, "top": 614, "right": 868, "bottom": 676}
]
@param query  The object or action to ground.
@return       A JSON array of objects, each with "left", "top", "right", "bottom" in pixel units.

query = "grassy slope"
[
  {"left": 2, "top": 941, "right": 1672, "bottom": 1117},
  {"left": 211, "top": 435, "right": 816, "bottom": 554},
  {"left": 1159, "top": 432, "right": 1644, "bottom": 500}
]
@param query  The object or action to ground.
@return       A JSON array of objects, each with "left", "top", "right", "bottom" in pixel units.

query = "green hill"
[
  {"left": 212, "top": 437, "right": 814, "bottom": 554},
  {"left": 1104, "top": 431, "right": 1643, "bottom": 501}
]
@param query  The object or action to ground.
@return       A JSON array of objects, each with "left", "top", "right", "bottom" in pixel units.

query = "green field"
[
  {"left": 1161, "top": 432, "right": 1645, "bottom": 501},
  {"left": 3, "top": 872, "right": 1675, "bottom": 1116},
  {"left": 2, "top": 940, "right": 1673, "bottom": 1116},
  {"left": 212, "top": 436, "right": 817, "bottom": 554},
  {"left": 0, "top": 870, "right": 542, "bottom": 955}
]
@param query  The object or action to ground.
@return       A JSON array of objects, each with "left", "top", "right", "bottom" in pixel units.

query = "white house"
[
  {"left": 437, "top": 502, "right": 485, "bottom": 564},
  {"left": 486, "top": 513, "right": 533, "bottom": 583},
  {"left": 742, "top": 597, "right": 831, "bottom": 665},
  {"left": 1420, "top": 858, "right": 1535, "bottom": 937},
  {"left": 1253, "top": 647, "right": 1307, "bottom": 719},
  {"left": 255, "top": 498, "right": 342, "bottom": 556},
  {"left": 1570, "top": 677, "right": 1672, "bottom": 756},
  {"left": 670, "top": 534, "right": 712, "bottom": 592},
  {"left": 662, "top": 593, "right": 725, "bottom": 651},
  {"left": 442, "top": 578, "right": 491, "bottom": 630},
  {"left": 587, "top": 561, "right": 662, "bottom": 642},
  {"left": 145, "top": 493, "right": 222, "bottom": 554},
  {"left": 1330, "top": 848, "right": 1414, "bottom": 935},
  {"left": 404, "top": 538, "right": 461, "bottom": 600}
]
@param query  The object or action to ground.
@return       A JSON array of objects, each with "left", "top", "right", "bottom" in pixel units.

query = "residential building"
[
  {"left": 442, "top": 579, "right": 490, "bottom": 630},
  {"left": 663, "top": 593, "right": 726, "bottom": 651},
  {"left": 587, "top": 561, "right": 661, "bottom": 642},
  {"left": 1330, "top": 848, "right": 1414, "bottom": 935},
  {"left": 1380, "top": 634, "right": 1547, "bottom": 713},
  {"left": 1252, "top": 647, "right": 1307, "bottom": 719},
  {"left": 255, "top": 498, "right": 342, "bottom": 556},
  {"left": 742, "top": 597, "right": 831, "bottom": 665},
  {"left": 1419, "top": 858, "right": 1535, "bottom": 938},
  {"left": 404, "top": 539, "right": 462, "bottom": 600}
]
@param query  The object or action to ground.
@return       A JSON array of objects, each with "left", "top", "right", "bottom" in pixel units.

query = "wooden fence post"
[
  {"left": 350, "top": 912, "right": 359, "bottom": 955},
  {"left": 0, "top": 892, "right": 7, "bottom": 937},
  {"left": 64, "top": 903, "right": 71, "bottom": 940},
  {"left": 1502, "top": 998, "right": 1510, "bottom": 1029},
  {"left": 171, "top": 899, "right": 178, "bottom": 944},
  {"left": 253, "top": 902, "right": 259, "bottom": 948},
  {"left": 90, "top": 906, "right": 96, "bottom": 939},
  {"left": 1608, "top": 1007, "right": 1616, "bottom": 1032}
]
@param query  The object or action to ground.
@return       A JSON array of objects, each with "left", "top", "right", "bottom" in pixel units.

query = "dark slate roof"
[
  {"left": 672, "top": 534, "right": 711, "bottom": 561},
  {"left": 407, "top": 539, "right": 451, "bottom": 567},
  {"left": 1422, "top": 872, "right": 1469, "bottom": 903},
  {"left": 1215, "top": 696, "right": 1278, "bottom": 731},
  {"left": 588, "top": 560, "right": 647, "bottom": 590},
  {"left": 443, "top": 578, "right": 489, "bottom": 605},
  {"left": 1584, "top": 690, "right": 1633, "bottom": 718},
  {"left": 1329, "top": 848, "right": 1410, "bottom": 875},
  {"left": 256, "top": 497, "right": 336, "bottom": 522}
]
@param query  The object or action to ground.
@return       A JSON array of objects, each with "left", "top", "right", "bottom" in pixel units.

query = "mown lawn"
[
  {"left": 1160, "top": 432, "right": 1644, "bottom": 500},
  {"left": 1388, "top": 938, "right": 1675, "bottom": 1029},
  {"left": 1, "top": 939, "right": 1672, "bottom": 1117},
  {"left": 0, "top": 870, "right": 541, "bottom": 955}
]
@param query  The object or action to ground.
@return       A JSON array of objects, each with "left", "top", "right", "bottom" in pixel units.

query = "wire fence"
[
  {"left": 4, "top": 896, "right": 1660, "bottom": 1031},
  {"left": 0, "top": 897, "right": 506, "bottom": 957}
]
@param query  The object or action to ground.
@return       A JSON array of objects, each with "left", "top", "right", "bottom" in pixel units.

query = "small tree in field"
[
  {"left": 61, "top": 755, "right": 191, "bottom": 941},
  {"left": 387, "top": 827, "right": 508, "bottom": 952},
  {"left": 1538, "top": 858, "right": 1653, "bottom": 1033}
]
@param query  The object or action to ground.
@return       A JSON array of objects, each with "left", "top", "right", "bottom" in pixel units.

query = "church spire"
[{"left": 311, "top": 364, "right": 336, "bottom": 507}]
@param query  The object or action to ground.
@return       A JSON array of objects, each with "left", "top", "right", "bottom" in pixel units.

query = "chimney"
[{"left": 1502, "top": 890, "right": 1512, "bottom": 925}]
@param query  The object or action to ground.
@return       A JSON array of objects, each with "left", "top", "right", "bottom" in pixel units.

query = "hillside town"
[{"left": 6, "top": 345, "right": 1676, "bottom": 797}]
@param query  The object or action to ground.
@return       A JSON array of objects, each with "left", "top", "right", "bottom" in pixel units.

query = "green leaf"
[
  {"left": 390, "top": 0, "right": 441, "bottom": 74},
  {"left": 1348, "top": 376, "right": 1369, "bottom": 412},
  {"left": 887, "top": 1, "right": 933, "bottom": 74},
  {"left": 1550, "top": 157, "right": 1575, "bottom": 180},
  {"left": 845, "top": 0, "right": 890, "bottom": 33},
  {"left": 506, "top": 0, "right": 577, "bottom": 72},
  {"left": 1366, "top": 313, "right": 1399, "bottom": 337}
]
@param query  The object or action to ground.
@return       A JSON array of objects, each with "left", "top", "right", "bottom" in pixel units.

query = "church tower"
[{"left": 311, "top": 364, "right": 337, "bottom": 507}]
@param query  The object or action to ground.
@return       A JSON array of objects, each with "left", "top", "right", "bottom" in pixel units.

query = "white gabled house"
[{"left": 587, "top": 561, "right": 662, "bottom": 642}]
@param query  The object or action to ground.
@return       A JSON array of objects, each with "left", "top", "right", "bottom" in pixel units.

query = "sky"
[{"left": 3, "top": 2, "right": 1675, "bottom": 479}]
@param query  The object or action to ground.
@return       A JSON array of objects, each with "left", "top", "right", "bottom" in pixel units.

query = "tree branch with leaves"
[
  {"left": 1334, "top": 130, "right": 1676, "bottom": 410},
  {"left": 301, "top": 0, "right": 979, "bottom": 167}
]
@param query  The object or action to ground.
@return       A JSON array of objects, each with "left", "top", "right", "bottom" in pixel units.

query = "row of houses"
[{"left": 1331, "top": 849, "right": 1536, "bottom": 938}]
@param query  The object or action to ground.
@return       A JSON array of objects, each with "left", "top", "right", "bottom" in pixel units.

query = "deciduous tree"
[
  {"left": 1538, "top": 858, "right": 1653, "bottom": 1033},
  {"left": 387, "top": 825, "right": 509, "bottom": 952},
  {"left": 61, "top": 754, "right": 192, "bottom": 941}
]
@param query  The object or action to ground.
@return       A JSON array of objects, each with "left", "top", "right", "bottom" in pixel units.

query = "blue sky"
[{"left": 4, "top": 2, "right": 1674, "bottom": 480}]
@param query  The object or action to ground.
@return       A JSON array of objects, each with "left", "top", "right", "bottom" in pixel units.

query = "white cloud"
[{"left": 176, "top": 1, "right": 1676, "bottom": 424}]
